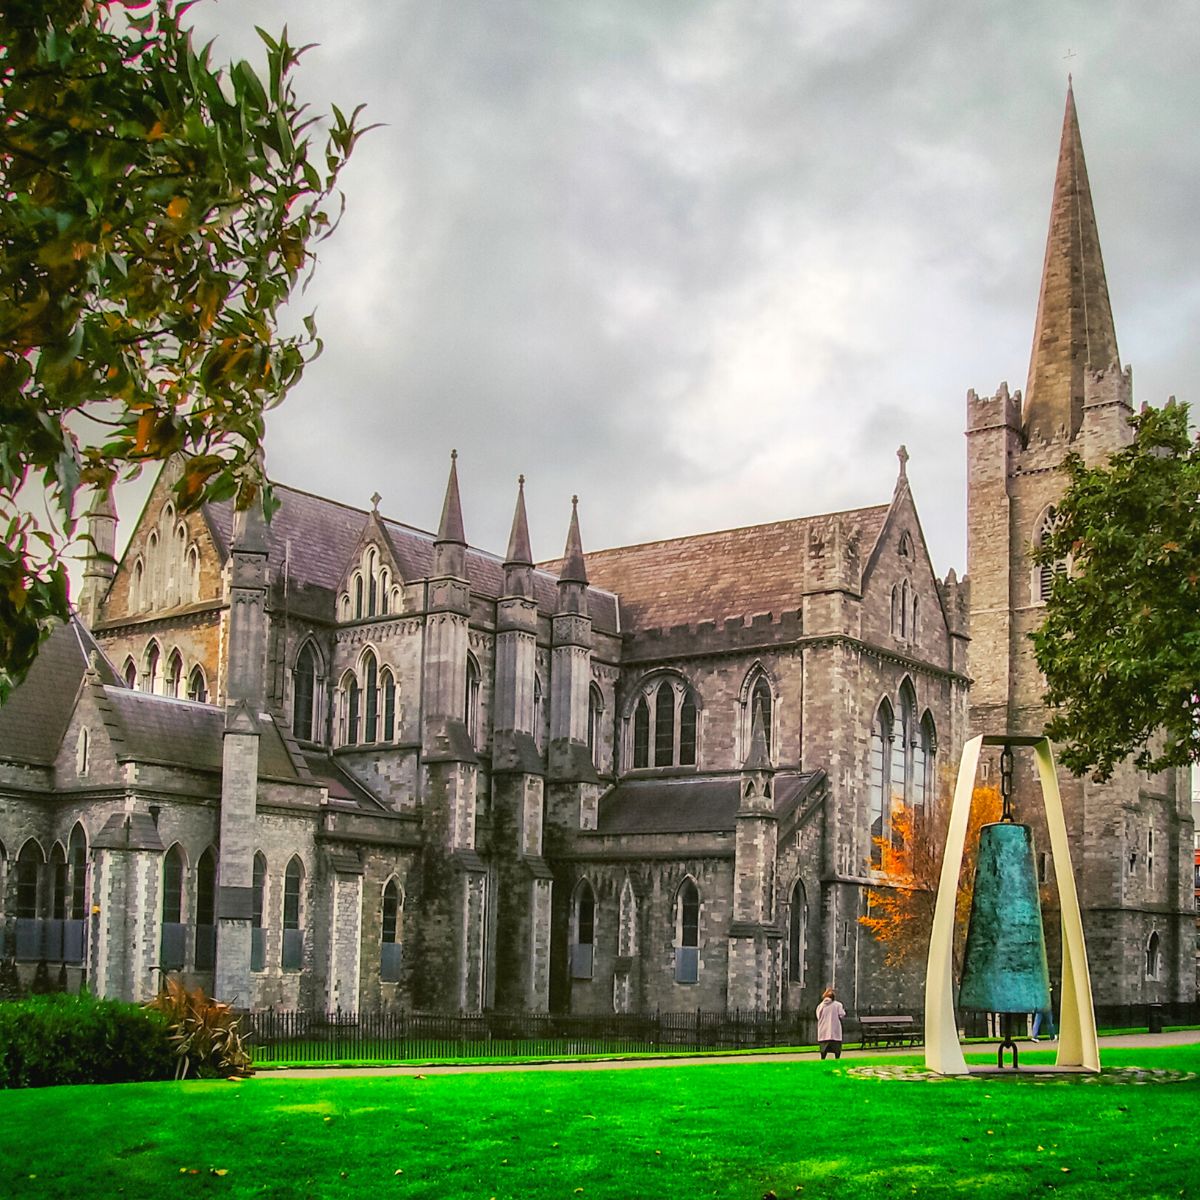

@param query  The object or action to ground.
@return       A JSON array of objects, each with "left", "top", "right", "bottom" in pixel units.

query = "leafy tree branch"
[
  {"left": 1031, "top": 401, "right": 1200, "bottom": 780},
  {"left": 0, "top": 0, "right": 374, "bottom": 700}
]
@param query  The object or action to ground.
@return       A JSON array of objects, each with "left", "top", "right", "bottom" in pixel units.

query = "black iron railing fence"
[
  {"left": 245, "top": 1008, "right": 822, "bottom": 1064},
  {"left": 243, "top": 1000, "right": 1200, "bottom": 1065}
]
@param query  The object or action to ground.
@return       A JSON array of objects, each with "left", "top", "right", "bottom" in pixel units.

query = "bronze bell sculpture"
[{"left": 957, "top": 745, "right": 1051, "bottom": 1067}]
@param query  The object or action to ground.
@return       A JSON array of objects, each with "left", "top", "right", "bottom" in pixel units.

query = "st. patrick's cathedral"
[{"left": 0, "top": 86, "right": 1193, "bottom": 1016}]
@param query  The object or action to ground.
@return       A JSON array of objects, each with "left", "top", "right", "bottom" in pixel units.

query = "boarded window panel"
[
  {"left": 571, "top": 943, "right": 595, "bottom": 980},
  {"left": 282, "top": 929, "right": 304, "bottom": 971},
  {"left": 674, "top": 946, "right": 699, "bottom": 984},
  {"left": 160, "top": 922, "right": 186, "bottom": 971},
  {"left": 381, "top": 941, "right": 403, "bottom": 983}
]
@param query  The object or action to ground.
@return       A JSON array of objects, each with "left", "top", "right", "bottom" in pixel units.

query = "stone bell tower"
[{"left": 965, "top": 82, "right": 1193, "bottom": 1008}]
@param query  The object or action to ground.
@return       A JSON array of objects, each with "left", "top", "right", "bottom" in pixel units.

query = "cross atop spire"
[
  {"left": 1023, "top": 81, "right": 1120, "bottom": 442},
  {"left": 897, "top": 444, "right": 909, "bottom": 480}
]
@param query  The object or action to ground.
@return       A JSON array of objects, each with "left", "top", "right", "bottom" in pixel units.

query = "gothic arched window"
[
  {"left": 633, "top": 696, "right": 650, "bottom": 768},
  {"left": 196, "top": 848, "right": 217, "bottom": 969},
  {"left": 166, "top": 649, "right": 183, "bottom": 699},
  {"left": 630, "top": 676, "right": 701, "bottom": 770},
  {"left": 363, "top": 650, "right": 379, "bottom": 743},
  {"left": 145, "top": 641, "right": 161, "bottom": 695},
  {"left": 123, "top": 657, "right": 137, "bottom": 690},
  {"left": 341, "top": 671, "right": 360, "bottom": 746},
  {"left": 654, "top": 682, "right": 675, "bottom": 766},
  {"left": 913, "top": 712, "right": 936, "bottom": 818},
  {"left": 1145, "top": 930, "right": 1162, "bottom": 980},
  {"left": 160, "top": 844, "right": 186, "bottom": 971},
  {"left": 788, "top": 879, "right": 807, "bottom": 984},
  {"left": 1035, "top": 506, "right": 1069, "bottom": 603},
  {"left": 251, "top": 852, "right": 267, "bottom": 971},
  {"left": 587, "top": 683, "right": 604, "bottom": 766},
  {"left": 293, "top": 643, "right": 317, "bottom": 741},
  {"left": 381, "top": 879, "right": 403, "bottom": 982},
  {"left": 674, "top": 878, "right": 700, "bottom": 983},
  {"left": 464, "top": 655, "right": 481, "bottom": 744},
  {"left": 868, "top": 700, "right": 893, "bottom": 869},
  {"left": 743, "top": 670, "right": 774, "bottom": 759},
  {"left": 381, "top": 668, "right": 397, "bottom": 741},
  {"left": 187, "top": 665, "right": 208, "bottom": 704},
  {"left": 571, "top": 880, "right": 596, "bottom": 980},
  {"left": 282, "top": 856, "right": 304, "bottom": 970}
]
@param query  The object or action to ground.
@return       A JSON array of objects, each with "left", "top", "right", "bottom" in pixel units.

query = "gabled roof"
[
  {"left": 205, "top": 484, "right": 621, "bottom": 633},
  {"left": 0, "top": 619, "right": 121, "bottom": 766},
  {"left": 96, "top": 689, "right": 300, "bottom": 779},
  {"left": 595, "top": 770, "right": 823, "bottom": 835},
  {"left": 574, "top": 506, "right": 889, "bottom": 633}
]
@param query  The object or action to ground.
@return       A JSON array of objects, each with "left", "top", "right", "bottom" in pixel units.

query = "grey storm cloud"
[{"left": 116, "top": 0, "right": 1199, "bottom": 577}]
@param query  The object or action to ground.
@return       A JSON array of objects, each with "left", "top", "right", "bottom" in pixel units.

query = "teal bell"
[{"left": 958, "top": 820, "right": 1051, "bottom": 1014}]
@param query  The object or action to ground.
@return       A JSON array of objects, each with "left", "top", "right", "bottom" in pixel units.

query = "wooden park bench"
[{"left": 857, "top": 1015, "right": 923, "bottom": 1049}]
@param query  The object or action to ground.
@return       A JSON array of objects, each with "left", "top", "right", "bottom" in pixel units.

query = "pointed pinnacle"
[
  {"left": 744, "top": 704, "right": 773, "bottom": 771},
  {"left": 505, "top": 474, "right": 533, "bottom": 567},
  {"left": 436, "top": 449, "right": 466, "bottom": 546},
  {"left": 559, "top": 494, "right": 588, "bottom": 585}
]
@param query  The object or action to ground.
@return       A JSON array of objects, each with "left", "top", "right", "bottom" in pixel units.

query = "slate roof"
[
  {"left": 595, "top": 770, "right": 823, "bottom": 836},
  {"left": 97, "top": 689, "right": 300, "bottom": 779},
  {"left": 0, "top": 619, "right": 121, "bottom": 766},
  {"left": 205, "top": 484, "right": 620, "bottom": 634},
  {"left": 563, "top": 506, "right": 890, "bottom": 633},
  {"left": 302, "top": 753, "right": 387, "bottom": 809}
]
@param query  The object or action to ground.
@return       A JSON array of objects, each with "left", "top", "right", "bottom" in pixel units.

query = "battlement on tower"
[{"left": 967, "top": 382, "right": 1022, "bottom": 434}]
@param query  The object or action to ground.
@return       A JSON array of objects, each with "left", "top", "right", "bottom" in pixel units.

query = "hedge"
[{"left": 0, "top": 993, "right": 175, "bottom": 1088}]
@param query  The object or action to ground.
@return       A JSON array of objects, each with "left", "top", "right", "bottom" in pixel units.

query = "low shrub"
[
  {"left": 0, "top": 993, "right": 174, "bottom": 1088},
  {"left": 145, "top": 976, "right": 253, "bottom": 1079}
]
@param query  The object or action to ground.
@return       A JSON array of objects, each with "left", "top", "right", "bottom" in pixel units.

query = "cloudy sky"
[{"left": 116, "top": 0, "right": 1200, "bottom": 579}]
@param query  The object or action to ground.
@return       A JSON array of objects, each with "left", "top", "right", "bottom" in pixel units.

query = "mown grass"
[{"left": 1, "top": 1044, "right": 1197, "bottom": 1200}]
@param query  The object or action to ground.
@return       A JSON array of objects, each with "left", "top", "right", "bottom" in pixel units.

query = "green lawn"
[{"left": 1, "top": 1045, "right": 1197, "bottom": 1200}]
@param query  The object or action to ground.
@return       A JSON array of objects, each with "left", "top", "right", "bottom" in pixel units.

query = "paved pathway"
[{"left": 259, "top": 1028, "right": 1200, "bottom": 1080}]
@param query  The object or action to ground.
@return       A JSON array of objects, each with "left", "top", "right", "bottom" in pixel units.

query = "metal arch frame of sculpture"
[{"left": 924, "top": 734, "right": 1100, "bottom": 1075}]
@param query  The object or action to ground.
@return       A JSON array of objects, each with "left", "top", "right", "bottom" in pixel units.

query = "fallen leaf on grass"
[{"left": 210, "top": 1168, "right": 228, "bottom": 1177}]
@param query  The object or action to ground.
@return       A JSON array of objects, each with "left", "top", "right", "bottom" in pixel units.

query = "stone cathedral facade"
[{"left": 0, "top": 86, "right": 1192, "bottom": 1016}]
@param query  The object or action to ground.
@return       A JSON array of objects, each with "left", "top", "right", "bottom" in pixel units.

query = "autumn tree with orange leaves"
[{"left": 859, "top": 782, "right": 1003, "bottom": 977}]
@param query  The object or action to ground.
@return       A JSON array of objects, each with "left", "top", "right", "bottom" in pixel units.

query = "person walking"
[{"left": 816, "top": 986, "right": 846, "bottom": 1060}]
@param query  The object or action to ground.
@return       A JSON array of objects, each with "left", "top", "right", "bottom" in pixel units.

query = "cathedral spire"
[
  {"left": 436, "top": 449, "right": 466, "bottom": 546},
  {"left": 559, "top": 495, "right": 588, "bottom": 586},
  {"left": 505, "top": 475, "right": 533, "bottom": 568},
  {"left": 1023, "top": 80, "right": 1120, "bottom": 442}
]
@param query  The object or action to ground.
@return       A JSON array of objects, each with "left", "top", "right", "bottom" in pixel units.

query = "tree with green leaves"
[
  {"left": 0, "top": 0, "right": 371, "bottom": 700},
  {"left": 1032, "top": 401, "right": 1200, "bottom": 781}
]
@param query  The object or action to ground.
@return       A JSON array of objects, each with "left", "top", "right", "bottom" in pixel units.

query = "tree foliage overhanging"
[
  {"left": 0, "top": 0, "right": 371, "bottom": 700},
  {"left": 1031, "top": 401, "right": 1200, "bottom": 781}
]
